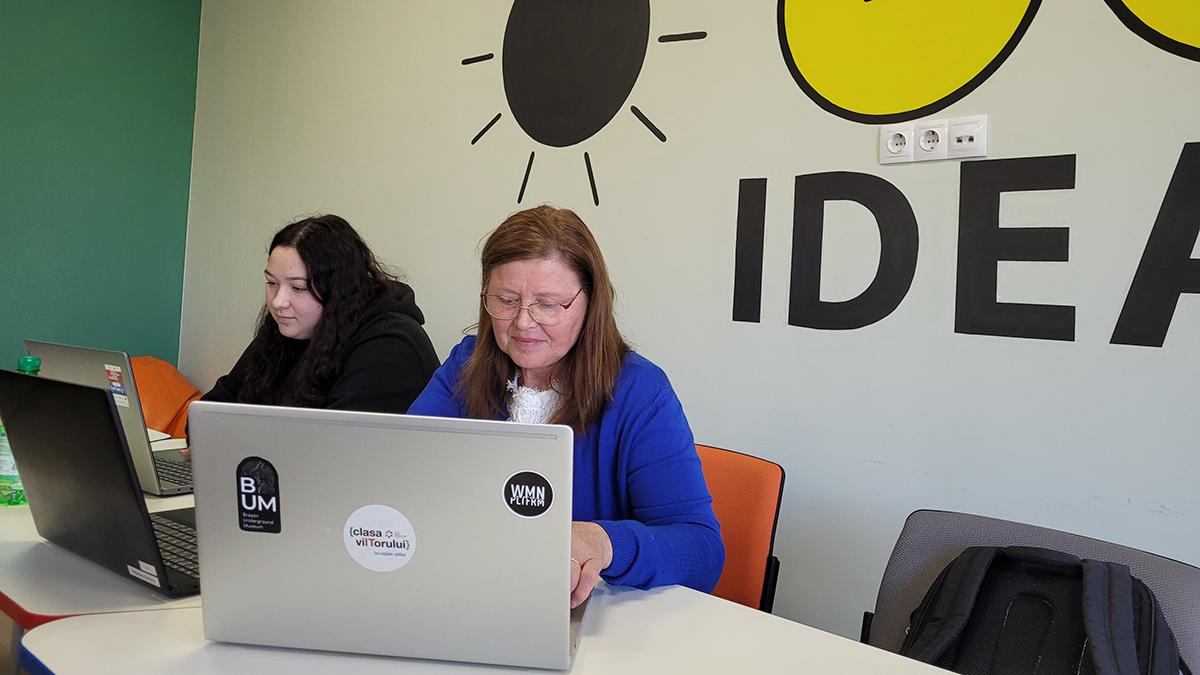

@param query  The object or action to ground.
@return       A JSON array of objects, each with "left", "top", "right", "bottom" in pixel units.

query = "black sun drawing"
[{"left": 462, "top": 0, "right": 706, "bottom": 206}]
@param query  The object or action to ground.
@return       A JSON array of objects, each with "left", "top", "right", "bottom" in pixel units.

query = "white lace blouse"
[{"left": 506, "top": 374, "right": 561, "bottom": 425}]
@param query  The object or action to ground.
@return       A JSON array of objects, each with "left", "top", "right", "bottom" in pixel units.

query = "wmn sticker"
[
  {"left": 503, "top": 471, "right": 553, "bottom": 518},
  {"left": 237, "top": 456, "right": 281, "bottom": 533}
]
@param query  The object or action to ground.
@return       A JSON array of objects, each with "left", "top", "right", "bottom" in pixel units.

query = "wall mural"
[
  {"left": 777, "top": 0, "right": 1041, "bottom": 124},
  {"left": 760, "top": 0, "right": 1199, "bottom": 347},
  {"left": 462, "top": 0, "right": 705, "bottom": 206},
  {"left": 777, "top": 0, "right": 1199, "bottom": 125},
  {"left": 733, "top": 145, "right": 1200, "bottom": 348},
  {"left": 1103, "top": 0, "right": 1200, "bottom": 61},
  {"left": 462, "top": 1, "right": 1198, "bottom": 348}
]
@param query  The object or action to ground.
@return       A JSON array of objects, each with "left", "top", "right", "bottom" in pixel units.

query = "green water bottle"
[{"left": 0, "top": 355, "right": 42, "bottom": 505}]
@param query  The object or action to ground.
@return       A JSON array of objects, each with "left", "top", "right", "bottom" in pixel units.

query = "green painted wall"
[{"left": 0, "top": 0, "right": 201, "bottom": 367}]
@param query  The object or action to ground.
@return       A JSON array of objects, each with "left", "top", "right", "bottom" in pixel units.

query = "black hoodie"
[{"left": 202, "top": 281, "right": 440, "bottom": 413}]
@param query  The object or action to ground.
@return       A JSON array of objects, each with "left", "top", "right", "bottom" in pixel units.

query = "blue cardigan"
[{"left": 409, "top": 336, "right": 724, "bottom": 592}]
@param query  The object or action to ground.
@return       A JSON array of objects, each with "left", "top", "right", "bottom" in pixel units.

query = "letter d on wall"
[{"left": 788, "top": 172, "right": 919, "bottom": 329}]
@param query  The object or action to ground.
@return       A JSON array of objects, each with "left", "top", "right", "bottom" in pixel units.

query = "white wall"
[{"left": 181, "top": 0, "right": 1200, "bottom": 638}]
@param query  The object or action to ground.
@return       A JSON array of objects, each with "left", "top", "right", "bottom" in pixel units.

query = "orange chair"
[
  {"left": 696, "top": 444, "right": 785, "bottom": 612},
  {"left": 130, "top": 355, "right": 202, "bottom": 439}
]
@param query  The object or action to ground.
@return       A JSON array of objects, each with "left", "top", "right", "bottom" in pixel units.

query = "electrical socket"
[
  {"left": 913, "top": 119, "right": 948, "bottom": 161},
  {"left": 878, "top": 122, "right": 914, "bottom": 164},
  {"left": 947, "top": 114, "right": 988, "bottom": 158}
]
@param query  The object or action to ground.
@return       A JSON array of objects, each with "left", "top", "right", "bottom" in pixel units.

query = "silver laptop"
[
  {"left": 25, "top": 340, "right": 192, "bottom": 496},
  {"left": 189, "top": 402, "right": 582, "bottom": 670}
]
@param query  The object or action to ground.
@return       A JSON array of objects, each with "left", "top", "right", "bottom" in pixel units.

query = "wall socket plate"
[
  {"left": 914, "top": 119, "right": 949, "bottom": 161},
  {"left": 878, "top": 122, "right": 914, "bottom": 164},
  {"left": 947, "top": 114, "right": 988, "bottom": 158},
  {"left": 878, "top": 114, "right": 988, "bottom": 164}
]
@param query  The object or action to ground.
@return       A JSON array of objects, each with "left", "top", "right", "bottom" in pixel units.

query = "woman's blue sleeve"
[
  {"left": 407, "top": 337, "right": 473, "bottom": 418},
  {"left": 594, "top": 383, "right": 725, "bottom": 592}
]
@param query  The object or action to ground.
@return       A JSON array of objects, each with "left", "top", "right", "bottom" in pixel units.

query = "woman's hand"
[{"left": 570, "top": 521, "right": 613, "bottom": 609}]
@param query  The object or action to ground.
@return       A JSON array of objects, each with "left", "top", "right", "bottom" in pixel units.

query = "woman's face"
[
  {"left": 487, "top": 256, "right": 588, "bottom": 389},
  {"left": 264, "top": 245, "right": 323, "bottom": 340}
]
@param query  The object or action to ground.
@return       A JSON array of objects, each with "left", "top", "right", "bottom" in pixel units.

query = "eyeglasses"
[{"left": 481, "top": 288, "right": 584, "bottom": 326}]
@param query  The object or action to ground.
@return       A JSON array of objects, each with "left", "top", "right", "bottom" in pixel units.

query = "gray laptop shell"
[
  {"left": 189, "top": 402, "right": 575, "bottom": 670},
  {"left": 24, "top": 340, "right": 189, "bottom": 496}
]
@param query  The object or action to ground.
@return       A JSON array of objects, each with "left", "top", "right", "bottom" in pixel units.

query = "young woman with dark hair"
[
  {"left": 202, "top": 214, "right": 439, "bottom": 413},
  {"left": 409, "top": 205, "right": 724, "bottom": 609}
]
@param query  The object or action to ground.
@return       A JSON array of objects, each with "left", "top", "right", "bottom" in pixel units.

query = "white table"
[
  {"left": 20, "top": 584, "right": 946, "bottom": 674},
  {"left": 0, "top": 495, "right": 200, "bottom": 673}
]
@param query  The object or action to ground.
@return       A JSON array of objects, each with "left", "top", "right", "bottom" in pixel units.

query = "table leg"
[{"left": 5, "top": 619, "right": 20, "bottom": 675}]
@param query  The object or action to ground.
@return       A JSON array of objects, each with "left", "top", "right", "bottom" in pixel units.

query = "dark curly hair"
[{"left": 237, "top": 214, "right": 396, "bottom": 406}]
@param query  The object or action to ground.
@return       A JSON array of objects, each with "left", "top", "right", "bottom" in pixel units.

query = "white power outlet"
[
  {"left": 914, "top": 119, "right": 949, "bottom": 161},
  {"left": 947, "top": 114, "right": 988, "bottom": 158},
  {"left": 879, "top": 122, "right": 914, "bottom": 164}
]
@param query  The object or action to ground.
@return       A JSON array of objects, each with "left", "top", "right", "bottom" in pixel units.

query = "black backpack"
[{"left": 899, "top": 546, "right": 1189, "bottom": 675}]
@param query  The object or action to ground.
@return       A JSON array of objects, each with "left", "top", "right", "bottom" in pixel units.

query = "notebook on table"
[
  {"left": 188, "top": 401, "right": 582, "bottom": 669},
  {"left": 25, "top": 339, "right": 192, "bottom": 496},
  {"left": 0, "top": 370, "right": 199, "bottom": 596}
]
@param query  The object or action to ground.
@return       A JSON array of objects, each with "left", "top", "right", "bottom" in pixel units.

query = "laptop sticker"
[
  {"left": 237, "top": 457, "right": 281, "bottom": 533},
  {"left": 344, "top": 504, "right": 415, "bottom": 572},
  {"left": 127, "top": 564, "right": 161, "bottom": 588},
  {"left": 104, "top": 364, "right": 130, "bottom": 407},
  {"left": 503, "top": 471, "right": 553, "bottom": 518},
  {"left": 138, "top": 560, "right": 156, "bottom": 575}
]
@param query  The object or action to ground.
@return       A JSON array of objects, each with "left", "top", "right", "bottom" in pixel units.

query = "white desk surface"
[
  {"left": 22, "top": 584, "right": 946, "bottom": 674},
  {"left": 0, "top": 495, "right": 199, "bottom": 627}
]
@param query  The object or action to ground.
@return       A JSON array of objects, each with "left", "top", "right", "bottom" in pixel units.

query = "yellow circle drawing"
[
  {"left": 1104, "top": 0, "right": 1200, "bottom": 61},
  {"left": 778, "top": 0, "right": 1039, "bottom": 123}
]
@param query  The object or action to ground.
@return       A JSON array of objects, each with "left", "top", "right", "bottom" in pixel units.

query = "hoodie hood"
[{"left": 376, "top": 279, "right": 426, "bottom": 326}]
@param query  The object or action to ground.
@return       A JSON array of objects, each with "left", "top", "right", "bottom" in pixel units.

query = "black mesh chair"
[{"left": 862, "top": 509, "right": 1199, "bottom": 670}]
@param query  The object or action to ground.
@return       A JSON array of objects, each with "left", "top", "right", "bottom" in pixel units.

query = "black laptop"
[{"left": 0, "top": 370, "right": 199, "bottom": 596}]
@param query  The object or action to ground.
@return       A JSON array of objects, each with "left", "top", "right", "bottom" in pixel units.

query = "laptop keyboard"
[
  {"left": 153, "top": 455, "right": 193, "bottom": 486},
  {"left": 150, "top": 513, "right": 199, "bottom": 578}
]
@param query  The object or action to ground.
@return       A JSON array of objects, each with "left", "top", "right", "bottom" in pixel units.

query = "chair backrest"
[
  {"left": 130, "top": 355, "right": 202, "bottom": 438},
  {"left": 695, "top": 444, "right": 785, "bottom": 611},
  {"left": 867, "top": 509, "right": 1200, "bottom": 669}
]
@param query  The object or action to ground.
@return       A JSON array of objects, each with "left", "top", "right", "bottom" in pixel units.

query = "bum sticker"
[
  {"left": 104, "top": 364, "right": 130, "bottom": 407},
  {"left": 344, "top": 504, "right": 415, "bottom": 572},
  {"left": 237, "top": 457, "right": 281, "bottom": 533},
  {"left": 503, "top": 471, "right": 553, "bottom": 518}
]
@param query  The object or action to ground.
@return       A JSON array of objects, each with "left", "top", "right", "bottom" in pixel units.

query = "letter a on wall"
[{"left": 1111, "top": 142, "right": 1200, "bottom": 347}]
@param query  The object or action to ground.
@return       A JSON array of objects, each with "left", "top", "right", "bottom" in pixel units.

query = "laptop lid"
[
  {"left": 0, "top": 370, "right": 197, "bottom": 596},
  {"left": 24, "top": 339, "right": 190, "bottom": 496},
  {"left": 188, "top": 401, "right": 575, "bottom": 670}
]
